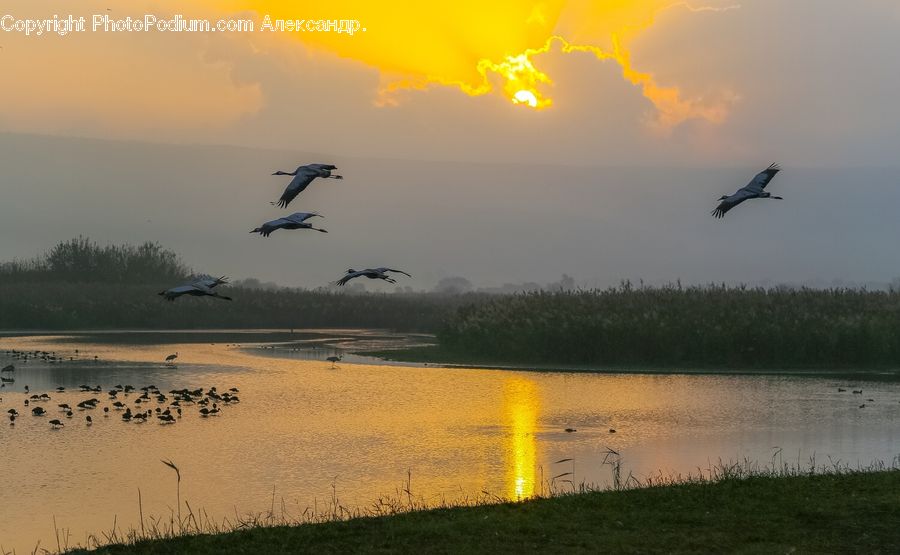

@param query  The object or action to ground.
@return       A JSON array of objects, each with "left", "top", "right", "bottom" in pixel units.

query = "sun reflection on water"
[{"left": 504, "top": 378, "right": 539, "bottom": 500}]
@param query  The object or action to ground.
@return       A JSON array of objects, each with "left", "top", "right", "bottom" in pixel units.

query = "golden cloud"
[{"left": 205, "top": 0, "right": 738, "bottom": 127}]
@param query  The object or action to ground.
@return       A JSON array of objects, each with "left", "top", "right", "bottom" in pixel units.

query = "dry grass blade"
[
  {"left": 160, "top": 459, "right": 182, "bottom": 530},
  {"left": 160, "top": 459, "right": 181, "bottom": 480}
]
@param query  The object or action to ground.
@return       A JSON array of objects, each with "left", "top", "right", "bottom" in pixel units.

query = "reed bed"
[{"left": 439, "top": 283, "right": 900, "bottom": 368}]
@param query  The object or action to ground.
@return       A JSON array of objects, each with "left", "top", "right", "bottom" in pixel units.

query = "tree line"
[{"left": 0, "top": 238, "right": 482, "bottom": 331}]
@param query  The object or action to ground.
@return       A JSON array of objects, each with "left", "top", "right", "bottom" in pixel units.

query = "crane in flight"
[
  {"left": 272, "top": 164, "right": 342, "bottom": 209},
  {"left": 251, "top": 212, "right": 328, "bottom": 237},
  {"left": 158, "top": 276, "right": 232, "bottom": 302},
  {"left": 712, "top": 164, "right": 783, "bottom": 219},
  {"left": 334, "top": 268, "right": 411, "bottom": 287}
]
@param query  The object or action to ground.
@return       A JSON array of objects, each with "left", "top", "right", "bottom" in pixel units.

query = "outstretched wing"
[
  {"left": 252, "top": 219, "right": 290, "bottom": 237},
  {"left": 711, "top": 190, "right": 755, "bottom": 219},
  {"left": 306, "top": 163, "right": 337, "bottom": 171},
  {"left": 186, "top": 283, "right": 229, "bottom": 301},
  {"left": 743, "top": 163, "right": 781, "bottom": 194},
  {"left": 193, "top": 283, "right": 232, "bottom": 301},
  {"left": 192, "top": 275, "right": 228, "bottom": 289},
  {"left": 164, "top": 284, "right": 199, "bottom": 296},
  {"left": 335, "top": 271, "right": 364, "bottom": 286},
  {"left": 275, "top": 168, "right": 318, "bottom": 209},
  {"left": 207, "top": 276, "right": 228, "bottom": 289},
  {"left": 283, "top": 212, "right": 322, "bottom": 224},
  {"left": 370, "top": 267, "right": 411, "bottom": 277}
]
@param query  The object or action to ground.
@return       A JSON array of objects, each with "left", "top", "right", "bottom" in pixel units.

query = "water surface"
[{"left": 0, "top": 330, "right": 898, "bottom": 553}]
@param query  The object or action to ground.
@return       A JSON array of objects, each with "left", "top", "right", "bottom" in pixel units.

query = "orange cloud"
[
  {"left": 201, "top": 1, "right": 738, "bottom": 128},
  {"left": 0, "top": 1, "right": 737, "bottom": 136}
]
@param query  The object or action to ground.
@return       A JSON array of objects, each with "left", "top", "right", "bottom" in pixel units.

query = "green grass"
[{"left": 70, "top": 471, "right": 900, "bottom": 554}]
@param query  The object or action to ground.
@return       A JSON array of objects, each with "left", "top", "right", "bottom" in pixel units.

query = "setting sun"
[
  {"left": 513, "top": 89, "right": 539, "bottom": 108},
  {"left": 183, "top": 0, "right": 731, "bottom": 125}
]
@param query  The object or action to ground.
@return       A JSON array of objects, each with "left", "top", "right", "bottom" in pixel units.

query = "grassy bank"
[{"left": 71, "top": 470, "right": 900, "bottom": 554}]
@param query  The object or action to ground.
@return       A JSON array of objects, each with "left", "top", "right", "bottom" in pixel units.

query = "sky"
[{"left": 1, "top": 1, "right": 899, "bottom": 288}]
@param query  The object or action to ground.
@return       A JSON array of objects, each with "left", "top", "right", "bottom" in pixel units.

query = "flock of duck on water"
[{"left": 1, "top": 349, "right": 240, "bottom": 429}]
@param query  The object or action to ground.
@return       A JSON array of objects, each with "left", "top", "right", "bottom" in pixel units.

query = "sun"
[{"left": 512, "top": 89, "right": 539, "bottom": 108}]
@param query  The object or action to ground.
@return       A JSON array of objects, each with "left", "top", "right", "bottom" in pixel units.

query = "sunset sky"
[
  {"left": 1, "top": 1, "right": 900, "bottom": 287},
  {"left": 3, "top": 0, "right": 897, "bottom": 165}
]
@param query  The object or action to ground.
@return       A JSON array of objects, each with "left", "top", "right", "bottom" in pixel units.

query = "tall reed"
[{"left": 439, "top": 284, "right": 900, "bottom": 368}]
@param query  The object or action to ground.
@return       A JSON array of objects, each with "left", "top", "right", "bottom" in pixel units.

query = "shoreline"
[
  {"left": 4, "top": 329, "right": 900, "bottom": 380},
  {"left": 358, "top": 346, "right": 900, "bottom": 381}
]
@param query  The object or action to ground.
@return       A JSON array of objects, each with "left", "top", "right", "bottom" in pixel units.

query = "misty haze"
[{"left": 3, "top": 133, "right": 900, "bottom": 292}]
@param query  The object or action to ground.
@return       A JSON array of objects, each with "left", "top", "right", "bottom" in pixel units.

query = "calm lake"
[{"left": 1, "top": 330, "right": 898, "bottom": 553}]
